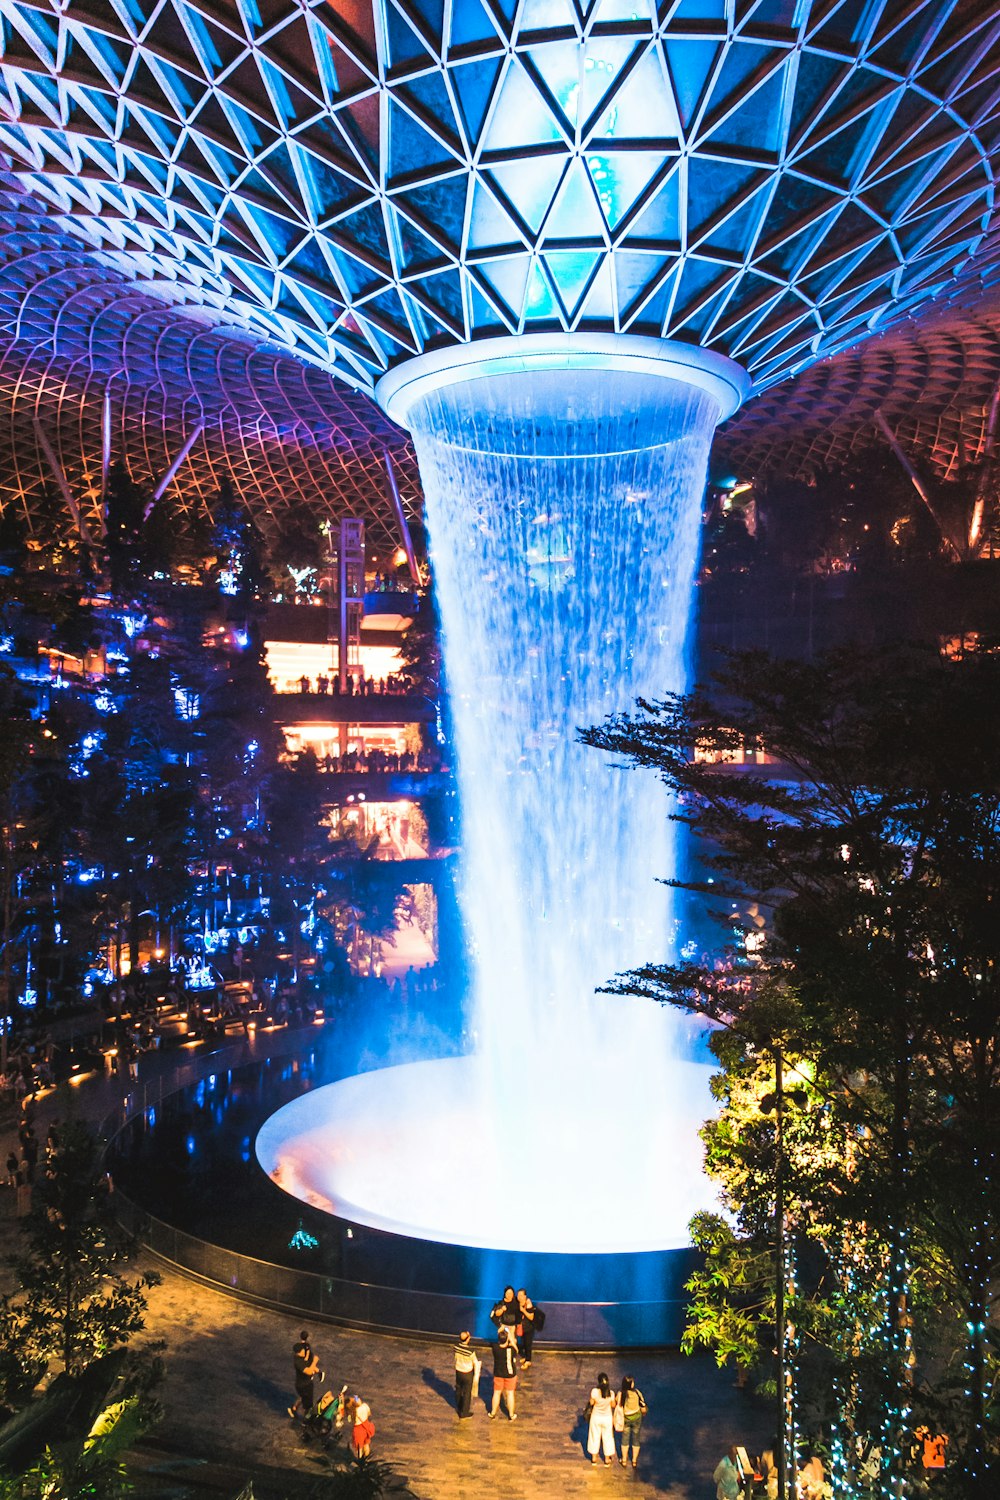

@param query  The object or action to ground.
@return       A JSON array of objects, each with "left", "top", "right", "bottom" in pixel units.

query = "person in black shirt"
[
  {"left": 490, "top": 1285, "right": 518, "bottom": 1336},
  {"left": 489, "top": 1327, "right": 519, "bottom": 1421},
  {"left": 289, "top": 1329, "right": 321, "bottom": 1420}
]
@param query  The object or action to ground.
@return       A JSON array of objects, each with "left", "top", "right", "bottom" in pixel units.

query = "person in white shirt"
[{"left": 586, "top": 1372, "right": 617, "bottom": 1466}]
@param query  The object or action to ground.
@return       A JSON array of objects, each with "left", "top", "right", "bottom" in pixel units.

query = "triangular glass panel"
[
  {"left": 261, "top": 57, "right": 321, "bottom": 128},
  {"left": 672, "top": 256, "right": 728, "bottom": 322},
  {"left": 147, "top": 56, "right": 200, "bottom": 117},
  {"left": 485, "top": 157, "right": 566, "bottom": 237},
  {"left": 357, "top": 285, "right": 410, "bottom": 332},
  {"left": 469, "top": 179, "right": 529, "bottom": 252},
  {"left": 388, "top": 97, "right": 458, "bottom": 181},
  {"left": 449, "top": 57, "right": 504, "bottom": 145},
  {"left": 191, "top": 130, "right": 246, "bottom": 187},
  {"left": 391, "top": 208, "right": 453, "bottom": 268},
  {"left": 703, "top": 65, "right": 789, "bottom": 156},
  {"left": 662, "top": 39, "right": 721, "bottom": 129},
  {"left": 586, "top": 150, "right": 671, "bottom": 232},
  {"left": 483, "top": 60, "right": 565, "bottom": 151},
  {"left": 786, "top": 50, "right": 846, "bottom": 149},
  {"left": 219, "top": 95, "right": 276, "bottom": 157},
  {"left": 578, "top": 39, "right": 642, "bottom": 131},
  {"left": 69, "top": 22, "right": 132, "bottom": 90},
  {"left": 448, "top": 0, "right": 501, "bottom": 48},
  {"left": 469, "top": 281, "right": 509, "bottom": 332},
  {"left": 339, "top": 94, "right": 381, "bottom": 167},
  {"left": 589, "top": 48, "right": 679, "bottom": 142},
  {"left": 621, "top": 168, "right": 681, "bottom": 242},
  {"left": 393, "top": 177, "right": 469, "bottom": 253},
  {"left": 338, "top": 199, "right": 390, "bottom": 263},
  {"left": 523, "top": 260, "right": 559, "bottom": 320},
  {"left": 242, "top": 204, "right": 302, "bottom": 262},
  {"left": 298, "top": 150, "right": 365, "bottom": 220},
  {"left": 415, "top": 267, "right": 465, "bottom": 330},
  {"left": 524, "top": 41, "right": 586, "bottom": 131},
  {"left": 630, "top": 267, "right": 680, "bottom": 335},
  {"left": 398, "top": 70, "right": 461, "bottom": 151},
  {"left": 310, "top": 21, "right": 373, "bottom": 102},
  {"left": 612, "top": 250, "right": 669, "bottom": 315},
  {"left": 541, "top": 158, "right": 606, "bottom": 241},
  {"left": 577, "top": 259, "right": 614, "bottom": 321},
  {"left": 520, "top": 0, "right": 577, "bottom": 29},
  {"left": 394, "top": 289, "right": 431, "bottom": 345},
  {"left": 687, "top": 157, "right": 765, "bottom": 237},
  {"left": 696, "top": 190, "right": 769, "bottom": 259},
  {"left": 258, "top": 142, "right": 302, "bottom": 208},
  {"left": 477, "top": 254, "right": 532, "bottom": 317},
  {"left": 406, "top": 0, "right": 446, "bottom": 51},
  {"left": 329, "top": 247, "right": 379, "bottom": 296},
  {"left": 546, "top": 249, "right": 601, "bottom": 313},
  {"left": 384, "top": 5, "right": 433, "bottom": 70}
]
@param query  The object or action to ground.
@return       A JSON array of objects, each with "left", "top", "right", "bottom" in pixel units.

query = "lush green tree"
[
  {"left": 11, "top": 1123, "right": 160, "bottom": 1377},
  {"left": 584, "top": 644, "right": 1000, "bottom": 1498}
]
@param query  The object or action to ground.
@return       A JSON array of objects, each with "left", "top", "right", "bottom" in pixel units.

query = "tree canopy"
[{"left": 583, "top": 645, "right": 1000, "bottom": 1499}]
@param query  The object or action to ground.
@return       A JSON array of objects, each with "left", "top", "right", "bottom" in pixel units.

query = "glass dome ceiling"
[{"left": 0, "top": 0, "right": 999, "bottom": 531}]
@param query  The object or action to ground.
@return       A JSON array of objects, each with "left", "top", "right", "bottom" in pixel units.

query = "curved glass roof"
[{"left": 0, "top": 1, "right": 998, "bottom": 533}]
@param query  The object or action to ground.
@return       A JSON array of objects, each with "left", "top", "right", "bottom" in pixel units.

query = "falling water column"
[{"left": 378, "top": 336, "right": 748, "bottom": 1253}]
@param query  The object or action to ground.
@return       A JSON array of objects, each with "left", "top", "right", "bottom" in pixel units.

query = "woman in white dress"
[{"left": 586, "top": 1372, "right": 617, "bottom": 1466}]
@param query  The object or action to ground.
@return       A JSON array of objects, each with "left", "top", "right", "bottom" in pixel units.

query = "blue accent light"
[{"left": 289, "top": 1224, "right": 320, "bottom": 1252}]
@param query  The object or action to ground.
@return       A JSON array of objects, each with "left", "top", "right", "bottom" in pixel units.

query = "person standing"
[
  {"left": 714, "top": 1445, "right": 741, "bottom": 1500},
  {"left": 489, "top": 1327, "right": 519, "bottom": 1421},
  {"left": 616, "top": 1374, "right": 646, "bottom": 1469},
  {"left": 288, "top": 1329, "right": 321, "bottom": 1420},
  {"left": 490, "top": 1286, "right": 519, "bottom": 1338},
  {"left": 586, "top": 1372, "right": 617, "bottom": 1466},
  {"left": 453, "top": 1330, "right": 481, "bottom": 1418},
  {"left": 352, "top": 1397, "right": 375, "bottom": 1457},
  {"left": 515, "top": 1289, "right": 541, "bottom": 1367}
]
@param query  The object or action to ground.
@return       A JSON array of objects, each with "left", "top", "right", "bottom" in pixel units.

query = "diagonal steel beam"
[
  {"left": 147, "top": 421, "right": 206, "bottom": 517},
  {"left": 384, "top": 449, "right": 422, "bottom": 586},
  {"left": 33, "top": 420, "right": 95, "bottom": 550},
  {"left": 874, "top": 409, "right": 962, "bottom": 561}
]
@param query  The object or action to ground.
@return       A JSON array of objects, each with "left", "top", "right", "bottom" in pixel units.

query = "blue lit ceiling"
[{"left": 0, "top": 0, "right": 999, "bottom": 533}]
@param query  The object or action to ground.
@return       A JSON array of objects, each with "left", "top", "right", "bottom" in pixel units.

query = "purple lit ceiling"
[{"left": 0, "top": 0, "right": 999, "bottom": 541}]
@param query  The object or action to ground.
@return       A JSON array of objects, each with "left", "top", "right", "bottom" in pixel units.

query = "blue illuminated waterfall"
[
  {"left": 258, "top": 358, "right": 732, "bottom": 1252},
  {"left": 408, "top": 365, "right": 718, "bottom": 1203}
]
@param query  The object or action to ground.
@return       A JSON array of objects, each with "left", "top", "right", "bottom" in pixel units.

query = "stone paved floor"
[
  {"left": 3, "top": 1035, "right": 771, "bottom": 1499},
  {"left": 133, "top": 1259, "right": 770, "bottom": 1500}
]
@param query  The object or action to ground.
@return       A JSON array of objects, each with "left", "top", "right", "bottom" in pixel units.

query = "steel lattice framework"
[
  {"left": 1, "top": 0, "right": 1000, "bottom": 536},
  {"left": 0, "top": 174, "right": 420, "bottom": 549}
]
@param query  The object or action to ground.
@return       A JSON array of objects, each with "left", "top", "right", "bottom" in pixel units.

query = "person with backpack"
[
  {"left": 616, "top": 1374, "right": 647, "bottom": 1469},
  {"left": 515, "top": 1289, "right": 545, "bottom": 1366}
]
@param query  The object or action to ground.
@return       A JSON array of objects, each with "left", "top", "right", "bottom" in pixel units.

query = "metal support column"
[
  {"left": 33, "top": 421, "right": 94, "bottom": 550},
  {"left": 384, "top": 451, "right": 421, "bottom": 586},
  {"left": 147, "top": 420, "right": 206, "bottom": 517}
]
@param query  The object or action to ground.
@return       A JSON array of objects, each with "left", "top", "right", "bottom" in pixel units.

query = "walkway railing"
[{"left": 101, "top": 1039, "right": 690, "bottom": 1348}]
